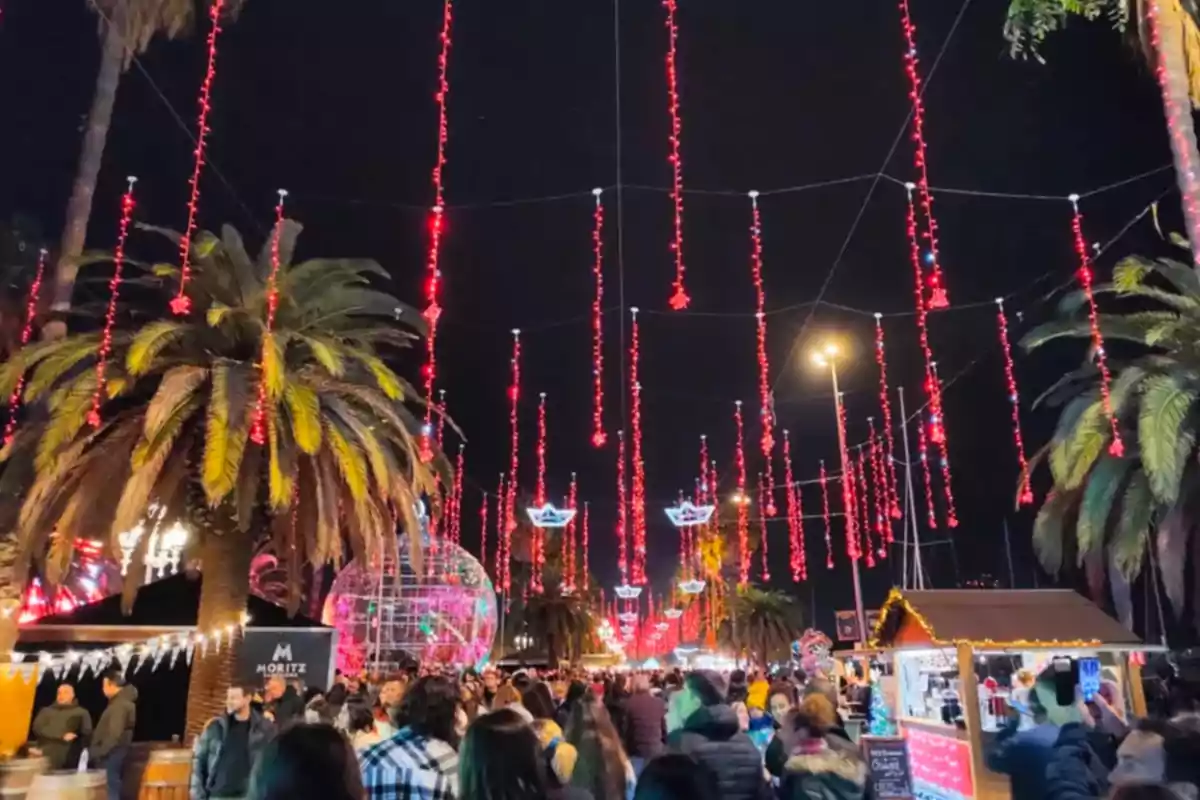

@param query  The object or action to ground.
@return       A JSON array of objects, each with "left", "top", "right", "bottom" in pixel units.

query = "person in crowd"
[
  {"left": 263, "top": 676, "right": 305, "bottom": 728},
  {"left": 664, "top": 671, "right": 767, "bottom": 800},
  {"left": 248, "top": 723, "right": 363, "bottom": 800},
  {"left": 480, "top": 669, "right": 501, "bottom": 712},
  {"left": 726, "top": 670, "right": 748, "bottom": 705},
  {"left": 1045, "top": 688, "right": 1120, "bottom": 800},
  {"left": 91, "top": 669, "right": 137, "bottom": 800},
  {"left": 1110, "top": 787, "right": 1192, "bottom": 800},
  {"left": 347, "top": 703, "right": 384, "bottom": 753},
  {"left": 985, "top": 667, "right": 1071, "bottom": 799},
  {"left": 30, "top": 682, "right": 92, "bottom": 770},
  {"left": 493, "top": 683, "right": 533, "bottom": 722},
  {"left": 745, "top": 670, "right": 769, "bottom": 712},
  {"left": 523, "top": 682, "right": 560, "bottom": 722},
  {"left": 603, "top": 674, "right": 631, "bottom": 746},
  {"left": 623, "top": 673, "right": 666, "bottom": 774},
  {"left": 632, "top": 753, "right": 720, "bottom": 800},
  {"left": 460, "top": 708, "right": 590, "bottom": 800},
  {"left": 360, "top": 675, "right": 463, "bottom": 800},
  {"left": 774, "top": 706, "right": 868, "bottom": 800},
  {"left": 192, "top": 684, "right": 275, "bottom": 800},
  {"left": 534, "top": 719, "right": 580, "bottom": 790},
  {"left": 803, "top": 668, "right": 839, "bottom": 711},
  {"left": 661, "top": 672, "right": 683, "bottom": 709},
  {"left": 768, "top": 683, "right": 797, "bottom": 724},
  {"left": 566, "top": 691, "right": 634, "bottom": 800},
  {"left": 559, "top": 681, "right": 589, "bottom": 729},
  {"left": 731, "top": 701, "right": 751, "bottom": 732},
  {"left": 374, "top": 673, "right": 407, "bottom": 738},
  {"left": 460, "top": 680, "right": 482, "bottom": 723},
  {"left": 746, "top": 701, "right": 774, "bottom": 752}
]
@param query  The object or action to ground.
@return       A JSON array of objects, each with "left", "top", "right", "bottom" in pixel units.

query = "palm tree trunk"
[
  {"left": 184, "top": 519, "right": 252, "bottom": 741},
  {"left": 0, "top": 535, "right": 23, "bottom": 655},
  {"left": 46, "top": 3, "right": 127, "bottom": 337},
  {"left": 1148, "top": 0, "right": 1200, "bottom": 272}
]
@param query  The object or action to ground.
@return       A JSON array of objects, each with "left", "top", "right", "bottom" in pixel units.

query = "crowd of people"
[{"left": 25, "top": 660, "right": 1200, "bottom": 799}]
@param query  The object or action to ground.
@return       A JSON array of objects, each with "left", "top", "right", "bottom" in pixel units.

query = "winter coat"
[
  {"left": 190, "top": 711, "right": 275, "bottom": 800},
  {"left": 30, "top": 702, "right": 92, "bottom": 770},
  {"left": 265, "top": 686, "right": 305, "bottom": 728},
  {"left": 90, "top": 685, "right": 137, "bottom": 763},
  {"left": 804, "top": 677, "right": 839, "bottom": 711},
  {"left": 779, "top": 743, "right": 868, "bottom": 800},
  {"left": 622, "top": 691, "right": 666, "bottom": 759},
  {"left": 1045, "top": 722, "right": 1116, "bottom": 800},
  {"left": 984, "top": 718, "right": 1059, "bottom": 799},
  {"left": 666, "top": 704, "right": 769, "bottom": 800}
]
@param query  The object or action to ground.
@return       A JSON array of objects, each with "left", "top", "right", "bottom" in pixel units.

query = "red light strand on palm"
[
  {"left": 89, "top": 177, "right": 137, "bottom": 428},
  {"left": 250, "top": 189, "right": 289, "bottom": 446},
  {"left": 3, "top": 247, "right": 47, "bottom": 446},
  {"left": 783, "top": 431, "right": 806, "bottom": 581}
]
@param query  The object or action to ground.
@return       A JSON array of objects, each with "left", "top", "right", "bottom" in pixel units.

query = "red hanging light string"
[
  {"left": 930, "top": 360, "right": 959, "bottom": 528},
  {"left": 698, "top": 435, "right": 710, "bottom": 505},
  {"left": 493, "top": 473, "right": 506, "bottom": 581},
  {"left": 997, "top": 297, "right": 1035, "bottom": 504},
  {"left": 249, "top": 189, "right": 288, "bottom": 446},
  {"left": 479, "top": 489, "right": 489, "bottom": 573},
  {"left": 616, "top": 429, "right": 629, "bottom": 585},
  {"left": 819, "top": 460, "right": 834, "bottom": 569},
  {"left": 590, "top": 188, "right": 607, "bottom": 447},
  {"left": 88, "top": 176, "right": 137, "bottom": 428},
  {"left": 4, "top": 247, "right": 47, "bottom": 446},
  {"left": 782, "top": 431, "right": 806, "bottom": 581},
  {"left": 747, "top": 190, "right": 777, "bottom": 515},
  {"left": 897, "top": 0, "right": 948, "bottom": 310},
  {"left": 855, "top": 447, "right": 875, "bottom": 568},
  {"left": 836, "top": 397, "right": 861, "bottom": 563},
  {"left": 869, "top": 418, "right": 893, "bottom": 550},
  {"left": 581, "top": 501, "right": 590, "bottom": 591},
  {"left": 1069, "top": 194, "right": 1124, "bottom": 456},
  {"left": 435, "top": 389, "right": 448, "bottom": 450},
  {"left": 503, "top": 329, "right": 521, "bottom": 595},
  {"left": 662, "top": 0, "right": 690, "bottom": 311},
  {"left": 565, "top": 472, "right": 578, "bottom": 593},
  {"left": 452, "top": 444, "right": 465, "bottom": 546},
  {"left": 873, "top": 313, "right": 901, "bottom": 518},
  {"left": 419, "top": 0, "right": 456, "bottom": 462},
  {"left": 535, "top": 392, "right": 548, "bottom": 507},
  {"left": 757, "top": 473, "right": 770, "bottom": 581},
  {"left": 171, "top": 0, "right": 226, "bottom": 317},
  {"left": 914, "top": 400, "right": 938, "bottom": 529},
  {"left": 734, "top": 400, "right": 750, "bottom": 586},
  {"left": 630, "top": 308, "right": 648, "bottom": 585}
]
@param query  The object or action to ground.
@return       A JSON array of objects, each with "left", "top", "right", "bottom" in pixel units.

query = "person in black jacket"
[
  {"left": 192, "top": 684, "right": 275, "bottom": 800},
  {"left": 665, "top": 671, "right": 769, "bottom": 800},
  {"left": 30, "top": 683, "right": 92, "bottom": 770},
  {"left": 91, "top": 670, "right": 137, "bottom": 800},
  {"left": 623, "top": 674, "right": 666, "bottom": 774},
  {"left": 263, "top": 676, "right": 305, "bottom": 729}
]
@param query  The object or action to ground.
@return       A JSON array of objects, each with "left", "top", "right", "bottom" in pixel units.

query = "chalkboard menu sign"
[{"left": 861, "top": 736, "right": 914, "bottom": 799}]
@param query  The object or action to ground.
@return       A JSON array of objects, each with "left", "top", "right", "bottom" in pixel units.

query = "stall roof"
[{"left": 871, "top": 588, "right": 1145, "bottom": 649}]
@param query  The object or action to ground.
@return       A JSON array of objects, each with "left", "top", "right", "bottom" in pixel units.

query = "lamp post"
[{"left": 812, "top": 342, "right": 867, "bottom": 642}]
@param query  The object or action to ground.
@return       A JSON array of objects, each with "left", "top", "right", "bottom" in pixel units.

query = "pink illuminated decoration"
[
  {"left": 664, "top": 500, "right": 715, "bottom": 528},
  {"left": 502, "top": 329, "right": 521, "bottom": 594},
  {"left": 747, "top": 191, "right": 776, "bottom": 514},
  {"left": 17, "top": 540, "right": 118, "bottom": 624},
  {"left": 616, "top": 429, "right": 628, "bottom": 585},
  {"left": 591, "top": 188, "right": 607, "bottom": 447},
  {"left": 855, "top": 448, "right": 874, "bottom": 569},
  {"left": 868, "top": 418, "right": 892, "bottom": 551},
  {"left": 873, "top": 314, "right": 901, "bottom": 517},
  {"left": 907, "top": 727, "right": 975, "bottom": 800},
  {"left": 564, "top": 473, "right": 578, "bottom": 593},
  {"left": 782, "top": 431, "right": 806, "bottom": 581},
  {"left": 250, "top": 189, "right": 288, "bottom": 446},
  {"left": 89, "top": 177, "right": 137, "bottom": 428},
  {"left": 734, "top": 401, "right": 750, "bottom": 586},
  {"left": 451, "top": 444, "right": 465, "bottom": 546},
  {"left": 493, "top": 473, "right": 505, "bottom": 580},
  {"left": 4, "top": 247, "right": 47, "bottom": 446},
  {"left": 997, "top": 298, "right": 1034, "bottom": 504},
  {"left": 629, "top": 308, "right": 647, "bottom": 585},
  {"left": 836, "top": 398, "right": 860, "bottom": 562},
  {"left": 757, "top": 473, "right": 770, "bottom": 581},
  {"left": 662, "top": 0, "right": 690, "bottom": 310},
  {"left": 819, "top": 461, "right": 834, "bottom": 569},
  {"left": 171, "top": 0, "right": 226, "bottom": 317},
  {"left": 915, "top": 399, "right": 937, "bottom": 529},
  {"left": 580, "top": 501, "right": 590, "bottom": 590}
]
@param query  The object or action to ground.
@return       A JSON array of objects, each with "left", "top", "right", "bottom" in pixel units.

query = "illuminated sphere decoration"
[{"left": 323, "top": 528, "right": 498, "bottom": 673}]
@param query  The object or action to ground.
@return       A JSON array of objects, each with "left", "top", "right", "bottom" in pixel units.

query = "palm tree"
[
  {"left": 525, "top": 587, "right": 591, "bottom": 666},
  {"left": 0, "top": 220, "right": 443, "bottom": 736},
  {"left": 721, "top": 586, "right": 802, "bottom": 668},
  {"left": 1004, "top": 0, "right": 1200, "bottom": 270},
  {"left": 1022, "top": 246, "right": 1200, "bottom": 630},
  {"left": 50, "top": 0, "right": 247, "bottom": 333}
]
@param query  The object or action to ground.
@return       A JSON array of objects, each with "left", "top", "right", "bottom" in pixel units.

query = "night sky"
[{"left": 0, "top": 0, "right": 1183, "bottom": 631}]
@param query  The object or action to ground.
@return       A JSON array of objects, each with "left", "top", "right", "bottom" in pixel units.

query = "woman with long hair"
[
  {"left": 566, "top": 690, "right": 635, "bottom": 800},
  {"left": 248, "top": 723, "right": 364, "bottom": 800},
  {"left": 459, "top": 708, "right": 592, "bottom": 800},
  {"left": 523, "top": 682, "right": 559, "bottom": 721}
]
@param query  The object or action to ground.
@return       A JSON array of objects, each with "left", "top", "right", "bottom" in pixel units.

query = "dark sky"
[{"left": 0, "top": 0, "right": 1181, "bottom": 630}]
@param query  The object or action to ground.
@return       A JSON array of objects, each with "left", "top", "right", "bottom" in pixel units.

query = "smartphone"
[
  {"left": 1078, "top": 657, "right": 1102, "bottom": 702},
  {"left": 1053, "top": 656, "right": 1077, "bottom": 706}
]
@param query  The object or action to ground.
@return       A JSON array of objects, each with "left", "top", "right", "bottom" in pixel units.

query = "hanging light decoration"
[
  {"left": 1069, "top": 194, "right": 1123, "bottom": 456},
  {"left": 250, "top": 189, "right": 288, "bottom": 446},
  {"left": 914, "top": 399, "right": 937, "bottom": 529},
  {"left": 662, "top": 0, "right": 690, "bottom": 310},
  {"left": 479, "top": 489, "right": 489, "bottom": 572},
  {"left": 629, "top": 308, "right": 648, "bottom": 585},
  {"left": 502, "top": 329, "right": 521, "bottom": 594},
  {"left": 564, "top": 473, "right": 578, "bottom": 593},
  {"left": 819, "top": 460, "right": 834, "bottom": 569},
  {"left": 451, "top": 444, "right": 465, "bottom": 546},
  {"left": 419, "top": 0, "right": 457, "bottom": 462},
  {"left": 3, "top": 247, "right": 47, "bottom": 446},
  {"left": 747, "top": 190, "right": 776, "bottom": 515},
  {"left": 930, "top": 360, "right": 958, "bottom": 528},
  {"left": 836, "top": 397, "right": 860, "bottom": 563},
  {"left": 868, "top": 418, "right": 892, "bottom": 551},
  {"left": 435, "top": 389, "right": 448, "bottom": 449},
  {"left": 873, "top": 313, "right": 901, "bottom": 518},
  {"left": 855, "top": 447, "right": 874, "bottom": 568},
  {"left": 757, "top": 473, "right": 770, "bottom": 581},
  {"left": 88, "top": 176, "right": 137, "bottom": 428},
  {"left": 493, "top": 473, "right": 506, "bottom": 580},
  {"left": 782, "top": 431, "right": 806, "bottom": 581},
  {"left": 580, "top": 500, "right": 590, "bottom": 591},
  {"left": 591, "top": 188, "right": 607, "bottom": 447},
  {"left": 996, "top": 297, "right": 1035, "bottom": 504},
  {"left": 616, "top": 429, "right": 629, "bottom": 587},
  {"left": 734, "top": 401, "right": 750, "bottom": 586},
  {"left": 897, "top": 0, "right": 948, "bottom": 310},
  {"left": 171, "top": 0, "right": 227, "bottom": 316},
  {"left": 535, "top": 392, "right": 548, "bottom": 507}
]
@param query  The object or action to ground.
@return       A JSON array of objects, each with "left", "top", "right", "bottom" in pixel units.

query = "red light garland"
[
  {"left": 914, "top": 400, "right": 937, "bottom": 529},
  {"left": 419, "top": 0, "right": 456, "bottom": 462},
  {"left": 855, "top": 447, "right": 875, "bottom": 568},
  {"left": 564, "top": 472, "right": 578, "bottom": 593},
  {"left": 873, "top": 313, "right": 901, "bottom": 518},
  {"left": 535, "top": 392, "right": 548, "bottom": 507},
  {"left": 250, "top": 189, "right": 288, "bottom": 446},
  {"left": 629, "top": 308, "right": 648, "bottom": 585},
  {"left": 4, "top": 247, "right": 47, "bottom": 446},
  {"left": 616, "top": 429, "right": 629, "bottom": 585},
  {"left": 782, "top": 431, "right": 806, "bottom": 581},
  {"left": 171, "top": 0, "right": 226, "bottom": 317},
  {"left": 996, "top": 298, "right": 1034, "bottom": 504},
  {"left": 930, "top": 360, "right": 959, "bottom": 528},
  {"left": 435, "top": 389, "right": 448, "bottom": 450},
  {"left": 503, "top": 329, "right": 521, "bottom": 594},
  {"left": 662, "top": 0, "right": 690, "bottom": 311},
  {"left": 818, "top": 461, "right": 834, "bottom": 569},
  {"left": 868, "top": 418, "right": 892, "bottom": 551},
  {"left": 747, "top": 190, "right": 777, "bottom": 515},
  {"left": 88, "top": 176, "right": 137, "bottom": 428},
  {"left": 734, "top": 400, "right": 750, "bottom": 586},
  {"left": 451, "top": 444, "right": 465, "bottom": 546},
  {"left": 479, "top": 488, "right": 489, "bottom": 573},
  {"left": 757, "top": 473, "right": 770, "bottom": 581},
  {"left": 590, "top": 188, "right": 607, "bottom": 447},
  {"left": 1069, "top": 194, "right": 1124, "bottom": 456},
  {"left": 897, "top": 0, "right": 948, "bottom": 310},
  {"left": 493, "top": 472, "right": 505, "bottom": 580},
  {"left": 836, "top": 396, "right": 861, "bottom": 562},
  {"left": 581, "top": 500, "right": 590, "bottom": 590}
]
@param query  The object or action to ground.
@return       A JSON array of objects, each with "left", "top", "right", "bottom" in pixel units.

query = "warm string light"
[
  {"left": 855, "top": 447, "right": 875, "bottom": 568},
  {"left": 679, "top": 488, "right": 691, "bottom": 581},
  {"left": 88, "top": 176, "right": 137, "bottom": 428},
  {"left": 757, "top": 473, "right": 770, "bottom": 581},
  {"left": 451, "top": 444, "right": 465, "bottom": 546},
  {"left": 629, "top": 308, "right": 648, "bottom": 585},
  {"left": 662, "top": 0, "right": 690, "bottom": 310},
  {"left": 616, "top": 429, "right": 629, "bottom": 584},
  {"left": 493, "top": 473, "right": 506, "bottom": 580},
  {"left": 782, "top": 431, "right": 806, "bottom": 581},
  {"left": 503, "top": 329, "right": 521, "bottom": 594},
  {"left": 590, "top": 188, "right": 607, "bottom": 447},
  {"left": 564, "top": 473, "right": 578, "bottom": 593},
  {"left": 873, "top": 313, "right": 901, "bottom": 518},
  {"left": 996, "top": 298, "right": 1034, "bottom": 504},
  {"left": 819, "top": 460, "right": 834, "bottom": 569},
  {"left": 250, "top": 189, "right": 289, "bottom": 446},
  {"left": 930, "top": 360, "right": 959, "bottom": 527},
  {"left": 747, "top": 191, "right": 777, "bottom": 514},
  {"left": 479, "top": 489, "right": 489, "bottom": 573},
  {"left": 580, "top": 501, "right": 590, "bottom": 590},
  {"left": 734, "top": 400, "right": 750, "bottom": 586},
  {"left": 4, "top": 247, "right": 47, "bottom": 446},
  {"left": 914, "top": 400, "right": 937, "bottom": 528},
  {"left": 170, "top": 0, "right": 226, "bottom": 317},
  {"left": 836, "top": 397, "right": 861, "bottom": 562},
  {"left": 419, "top": 0, "right": 456, "bottom": 462},
  {"left": 535, "top": 393, "right": 548, "bottom": 507},
  {"left": 868, "top": 418, "right": 892, "bottom": 550},
  {"left": 1144, "top": 0, "right": 1200, "bottom": 267},
  {"left": 435, "top": 390, "right": 448, "bottom": 449},
  {"left": 1069, "top": 194, "right": 1123, "bottom": 456},
  {"left": 897, "top": 0, "right": 948, "bottom": 310}
]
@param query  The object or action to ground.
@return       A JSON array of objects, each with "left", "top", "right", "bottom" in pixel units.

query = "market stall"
[{"left": 870, "top": 588, "right": 1158, "bottom": 800}]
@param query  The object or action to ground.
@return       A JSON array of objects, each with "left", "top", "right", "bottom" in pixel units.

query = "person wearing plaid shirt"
[{"left": 360, "top": 675, "right": 463, "bottom": 800}]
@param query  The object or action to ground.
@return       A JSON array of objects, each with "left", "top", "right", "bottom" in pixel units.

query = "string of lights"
[
  {"left": 479, "top": 488, "right": 489, "bottom": 575},
  {"left": 747, "top": 191, "right": 777, "bottom": 515},
  {"left": 819, "top": 460, "right": 834, "bottom": 569},
  {"left": 493, "top": 473, "right": 505, "bottom": 580},
  {"left": 88, "top": 177, "right": 137, "bottom": 428},
  {"left": 734, "top": 400, "right": 750, "bottom": 586},
  {"left": 782, "top": 432, "right": 805, "bottom": 581},
  {"left": 171, "top": 0, "right": 225, "bottom": 317},
  {"left": 435, "top": 390, "right": 448, "bottom": 450},
  {"left": 996, "top": 298, "right": 1034, "bottom": 505},
  {"left": 629, "top": 308, "right": 648, "bottom": 585},
  {"left": 662, "top": 0, "right": 690, "bottom": 310},
  {"left": 531, "top": 391, "right": 548, "bottom": 593},
  {"left": 757, "top": 473, "right": 770, "bottom": 581},
  {"left": 616, "top": 429, "right": 629, "bottom": 584},
  {"left": 873, "top": 314, "right": 902, "bottom": 518},
  {"left": 502, "top": 329, "right": 521, "bottom": 594},
  {"left": 581, "top": 501, "right": 590, "bottom": 590},
  {"left": 868, "top": 419, "right": 889, "bottom": 554},
  {"left": 250, "top": 190, "right": 288, "bottom": 446},
  {"left": 565, "top": 472, "right": 579, "bottom": 593},
  {"left": 3, "top": 247, "right": 46, "bottom": 446},
  {"left": 591, "top": 188, "right": 607, "bottom": 447},
  {"left": 452, "top": 444, "right": 465, "bottom": 546},
  {"left": 914, "top": 395, "right": 937, "bottom": 529},
  {"left": 854, "top": 446, "right": 874, "bottom": 568},
  {"left": 836, "top": 395, "right": 861, "bottom": 563},
  {"left": 930, "top": 360, "right": 959, "bottom": 527}
]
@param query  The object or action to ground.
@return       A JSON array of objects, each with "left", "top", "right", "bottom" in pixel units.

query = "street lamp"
[{"left": 811, "top": 339, "right": 867, "bottom": 643}]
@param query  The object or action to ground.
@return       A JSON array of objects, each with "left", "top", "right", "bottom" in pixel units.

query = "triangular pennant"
[
  {"left": 168, "top": 646, "right": 181, "bottom": 670},
  {"left": 185, "top": 644, "right": 195, "bottom": 666}
]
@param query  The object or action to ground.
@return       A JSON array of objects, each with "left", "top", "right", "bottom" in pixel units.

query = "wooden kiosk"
[{"left": 870, "top": 588, "right": 1158, "bottom": 800}]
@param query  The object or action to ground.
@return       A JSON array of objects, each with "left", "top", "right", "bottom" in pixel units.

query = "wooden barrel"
[
  {"left": 136, "top": 748, "right": 190, "bottom": 800},
  {"left": 0, "top": 758, "right": 46, "bottom": 800},
  {"left": 26, "top": 770, "right": 104, "bottom": 800}
]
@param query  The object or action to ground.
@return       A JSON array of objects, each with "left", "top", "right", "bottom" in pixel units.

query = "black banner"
[{"left": 236, "top": 629, "right": 335, "bottom": 688}]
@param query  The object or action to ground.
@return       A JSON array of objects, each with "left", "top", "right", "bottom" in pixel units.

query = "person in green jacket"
[
  {"left": 30, "top": 683, "right": 93, "bottom": 770},
  {"left": 90, "top": 670, "right": 138, "bottom": 800}
]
